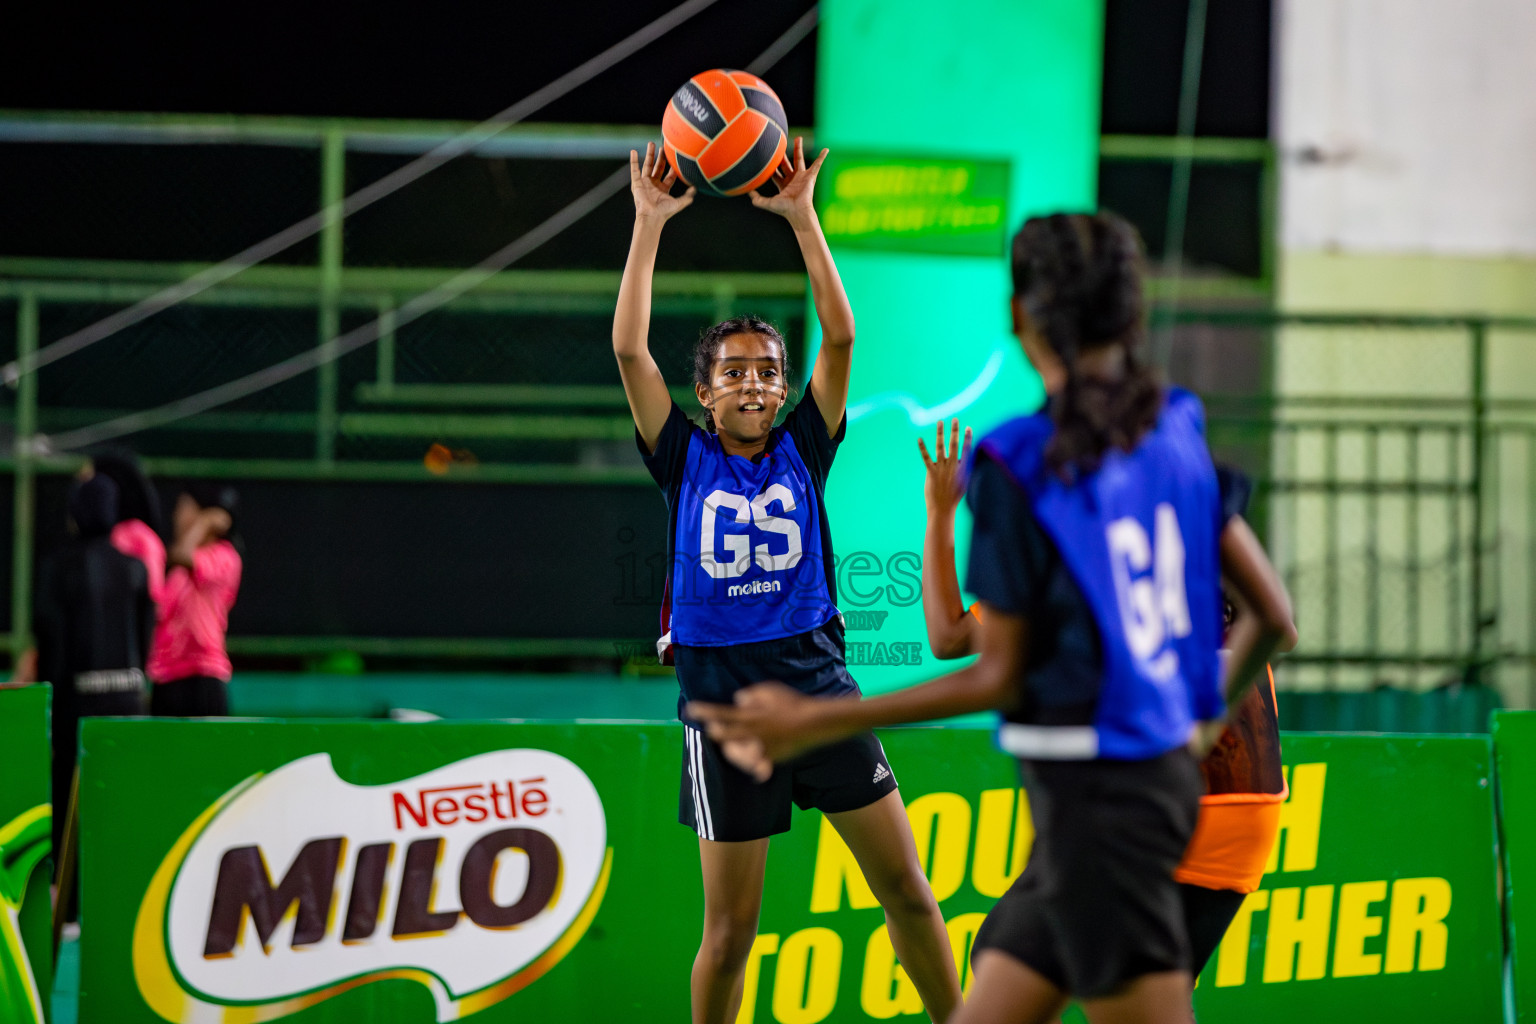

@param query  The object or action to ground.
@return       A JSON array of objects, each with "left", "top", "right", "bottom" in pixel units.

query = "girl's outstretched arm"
[
  {"left": 689, "top": 605, "right": 1026, "bottom": 780},
  {"left": 614, "top": 142, "right": 695, "bottom": 453},
  {"left": 1218, "top": 515, "right": 1297, "bottom": 707},
  {"left": 169, "top": 508, "right": 231, "bottom": 570},
  {"left": 1183, "top": 515, "right": 1296, "bottom": 757},
  {"left": 919, "top": 419, "right": 979, "bottom": 659},
  {"left": 751, "top": 137, "right": 854, "bottom": 436}
]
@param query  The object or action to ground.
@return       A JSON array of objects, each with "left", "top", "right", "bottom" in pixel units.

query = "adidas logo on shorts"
[{"left": 872, "top": 763, "right": 891, "bottom": 784}]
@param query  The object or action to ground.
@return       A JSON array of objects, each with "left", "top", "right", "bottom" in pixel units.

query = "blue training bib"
[
  {"left": 980, "top": 388, "right": 1225, "bottom": 760},
  {"left": 667, "top": 429, "right": 839, "bottom": 646}
]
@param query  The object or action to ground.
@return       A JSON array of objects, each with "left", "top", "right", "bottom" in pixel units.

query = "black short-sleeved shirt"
[
  {"left": 1214, "top": 465, "right": 1253, "bottom": 524},
  {"left": 638, "top": 387, "right": 858, "bottom": 709},
  {"left": 965, "top": 460, "right": 1252, "bottom": 727}
]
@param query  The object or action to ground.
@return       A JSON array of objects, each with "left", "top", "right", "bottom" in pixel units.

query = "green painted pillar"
[
  {"left": 316, "top": 128, "right": 345, "bottom": 464},
  {"left": 10, "top": 293, "right": 38, "bottom": 658},
  {"left": 813, "top": 0, "right": 1104, "bottom": 694}
]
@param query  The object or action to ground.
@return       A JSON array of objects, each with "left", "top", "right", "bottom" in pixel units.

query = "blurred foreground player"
[
  {"left": 614, "top": 139, "right": 960, "bottom": 1024},
  {"left": 690, "top": 212, "right": 1294, "bottom": 1024},
  {"left": 150, "top": 485, "right": 241, "bottom": 717},
  {"left": 1174, "top": 468, "right": 1295, "bottom": 981},
  {"left": 919, "top": 424, "right": 1295, "bottom": 990}
]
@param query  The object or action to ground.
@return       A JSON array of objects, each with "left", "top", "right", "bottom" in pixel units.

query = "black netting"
[{"left": 0, "top": 142, "right": 322, "bottom": 264}]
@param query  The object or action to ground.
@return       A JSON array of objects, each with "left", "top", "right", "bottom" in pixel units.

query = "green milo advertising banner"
[
  {"left": 80, "top": 720, "right": 1503, "bottom": 1023},
  {"left": 1187, "top": 735, "right": 1502, "bottom": 1022},
  {"left": 1494, "top": 711, "right": 1536, "bottom": 1021},
  {"left": 0, "top": 685, "right": 54, "bottom": 1024}
]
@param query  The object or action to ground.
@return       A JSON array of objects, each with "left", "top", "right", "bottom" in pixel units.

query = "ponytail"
[
  {"left": 1011, "top": 212, "right": 1161, "bottom": 479},
  {"left": 1047, "top": 357, "right": 1163, "bottom": 479}
]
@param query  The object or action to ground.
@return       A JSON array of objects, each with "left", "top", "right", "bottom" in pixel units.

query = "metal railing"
[
  {"left": 1187, "top": 312, "right": 1536, "bottom": 705},
  {"left": 11, "top": 111, "right": 1533, "bottom": 705},
  {"left": 8, "top": 291, "right": 1532, "bottom": 701},
  {"left": 0, "top": 109, "right": 1277, "bottom": 483}
]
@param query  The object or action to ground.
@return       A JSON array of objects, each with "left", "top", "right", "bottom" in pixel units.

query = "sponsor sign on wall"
[
  {"left": 816, "top": 153, "right": 1011, "bottom": 258},
  {"left": 82, "top": 721, "right": 1503, "bottom": 1023}
]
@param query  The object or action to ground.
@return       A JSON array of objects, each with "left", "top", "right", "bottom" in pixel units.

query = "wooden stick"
[{"left": 52, "top": 767, "right": 80, "bottom": 955}]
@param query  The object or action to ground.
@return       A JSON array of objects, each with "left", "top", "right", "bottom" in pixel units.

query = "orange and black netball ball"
[{"left": 661, "top": 69, "right": 789, "bottom": 197}]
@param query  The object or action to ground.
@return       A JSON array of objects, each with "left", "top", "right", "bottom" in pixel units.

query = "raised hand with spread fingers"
[
  {"left": 918, "top": 419, "right": 979, "bottom": 660},
  {"left": 751, "top": 136, "right": 854, "bottom": 437},
  {"left": 629, "top": 140, "right": 696, "bottom": 223},
  {"left": 748, "top": 135, "right": 827, "bottom": 228},
  {"left": 615, "top": 142, "right": 696, "bottom": 452}
]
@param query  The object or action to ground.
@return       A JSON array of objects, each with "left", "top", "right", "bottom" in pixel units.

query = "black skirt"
[
  {"left": 973, "top": 746, "right": 1203, "bottom": 998},
  {"left": 151, "top": 675, "right": 229, "bottom": 717}
]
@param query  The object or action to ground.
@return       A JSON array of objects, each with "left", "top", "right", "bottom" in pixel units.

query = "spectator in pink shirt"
[
  {"left": 91, "top": 452, "right": 167, "bottom": 608},
  {"left": 149, "top": 484, "right": 242, "bottom": 717}
]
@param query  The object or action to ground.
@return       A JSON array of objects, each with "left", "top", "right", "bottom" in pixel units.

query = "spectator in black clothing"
[{"left": 34, "top": 473, "right": 154, "bottom": 864}]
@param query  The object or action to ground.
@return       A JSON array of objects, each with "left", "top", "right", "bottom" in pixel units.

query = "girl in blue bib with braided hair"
[
  {"left": 613, "top": 138, "right": 961, "bottom": 1024},
  {"left": 692, "top": 211, "right": 1294, "bottom": 1024}
]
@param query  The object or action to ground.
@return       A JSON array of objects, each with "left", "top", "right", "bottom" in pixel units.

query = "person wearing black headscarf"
[
  {"left": 90, "top": 451, "right": 167, "bottom": 607},
  {"left": 34, "top": 473, "right": 155, "bottom": 864}
]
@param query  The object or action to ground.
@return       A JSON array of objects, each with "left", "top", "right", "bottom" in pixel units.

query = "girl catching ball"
[{"left": 613, "top": 137, "right": 961, "bottom": 1024}]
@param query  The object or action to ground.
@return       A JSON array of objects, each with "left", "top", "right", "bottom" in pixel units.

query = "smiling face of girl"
[{"left": 696, "top": 331, "right": 789, "bottom": 453}]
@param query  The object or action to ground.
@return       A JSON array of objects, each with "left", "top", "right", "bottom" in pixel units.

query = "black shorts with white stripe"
[{"left": 679, "top": 726, "right": 898, "bottom": 842}]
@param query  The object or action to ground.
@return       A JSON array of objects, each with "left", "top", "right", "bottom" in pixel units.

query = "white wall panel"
[{"left": 1277, "top": 0, "right": 1536, "bottom": 254}]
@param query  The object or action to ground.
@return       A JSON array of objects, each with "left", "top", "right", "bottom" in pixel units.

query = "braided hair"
[
  {"left": 1011, "top": 211, "right": 1162, "bottom": 479},
  {"left": 692, "top": 315, "right": 792, "bottom": 433}
]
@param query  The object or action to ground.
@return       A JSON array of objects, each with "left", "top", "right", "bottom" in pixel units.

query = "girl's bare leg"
[
  {"left": 1082, "top": 971, "right": 1194, "bottom": 1024},
  {"left": 692, "top": 837, "right": 771, "bottom": 1024},
  {"left": 949, "top": 950, "right": 1068, "bottom": 1024},
  {"left": 829, "top": 792, "right": 963, "bottom": 1022}
]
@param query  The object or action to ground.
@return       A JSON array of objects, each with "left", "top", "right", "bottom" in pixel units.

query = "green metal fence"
[
  {"left": 3, "top": 112, "right": 1531, "bottom": 707},
  {"left": 1190, "top": 312, "right": 1536, "bottom": 705}
]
